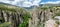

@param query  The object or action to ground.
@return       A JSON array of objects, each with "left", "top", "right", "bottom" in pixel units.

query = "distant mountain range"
[
  {"left": 41, "top": 3, "right": 60, "bottom": 6},
  {"left": 0, "top": 2, "right": 20, "bottom": 7},
  {"left": 0, "top": 2, "right": 60, "bottom": 9},
  {"left": 0, "top": 2, "right": 12, "bottom": 5}
]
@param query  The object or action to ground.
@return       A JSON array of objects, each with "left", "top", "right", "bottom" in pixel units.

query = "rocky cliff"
[{"left": 0, "top": 4, "right": 60, "bottom": 27}]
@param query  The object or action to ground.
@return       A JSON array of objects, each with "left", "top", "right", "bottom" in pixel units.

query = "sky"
[{"left": 0, "top": 0, "right": 60, "bottom": 7}]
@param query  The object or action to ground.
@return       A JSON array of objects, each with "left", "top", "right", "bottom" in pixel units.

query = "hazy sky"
[{"left": 0, "top": 0, "right": 60, "bottom": 7}]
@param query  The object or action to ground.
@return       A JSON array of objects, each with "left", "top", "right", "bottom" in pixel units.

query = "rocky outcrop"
[
  {"left": 0, "top": 9, "right": 27, "bottom": 27},
  {"left": 28, "top": 7, "right": 60, "bottom": 27}
]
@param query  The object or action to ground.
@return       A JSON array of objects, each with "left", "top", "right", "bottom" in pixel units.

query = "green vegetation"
[
  {"left": 0, "top": 6, "right": 16, "bottom": 12},
  {"left": 55, "top": 12, "right": 60, "bottom": 16},
  {"left": 18, "top": 13, "right": 30, "bottom": 27},
  {"left": 41, "top": 7, "right": 48, "bottom": 10},
  {"left": 0, "top": 22, "right": 11, "bottom": 27}
]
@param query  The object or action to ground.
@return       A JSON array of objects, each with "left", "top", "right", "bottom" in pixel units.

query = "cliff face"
[
  {"left": 0, "top": 4, "right": 27, "bottom": 27},
  {"left": 29, "top": 7, "right": 60, "bottom": 27},
  {"left": 0, "top": 9, "right": 27, "bottom": 27},
  {"left": 0, "top": 4, "right": 60, "bottom": 27}
]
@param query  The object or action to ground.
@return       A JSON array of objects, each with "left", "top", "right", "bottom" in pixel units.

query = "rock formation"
[{"left": 0, "top": 4, "right": 60, "bottom": 27}]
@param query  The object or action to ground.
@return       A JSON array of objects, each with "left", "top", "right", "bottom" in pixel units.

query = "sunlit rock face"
[
  {"left": 29, "top": 9, "right": 54, "bottom": 27},
  {"left": 55, "top": 16, "right": 60, "bottom": 19},
  {"left": 55, "top": 16, "right": 60, "bottom": 22},
  {"left": 29, "top": 10, "right": 39, "bottom": 27},
  {"left": 45, "top": 19, "right": 58, "bottom": 27},
  {"left": 55, "top": 16, "right": 60, "bottom": 27},
  {"left": 28, "top": 6, "right": 60, "bottom": 27},
  {"left": 59, "top": 25, "right": 60, "bottom": 27}
]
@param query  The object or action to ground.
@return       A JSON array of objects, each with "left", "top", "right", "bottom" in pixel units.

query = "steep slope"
[{"left": 0, "top": 3, "right": 28, "bottom": 27}]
